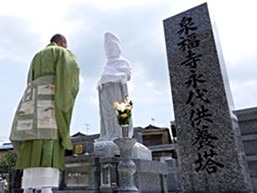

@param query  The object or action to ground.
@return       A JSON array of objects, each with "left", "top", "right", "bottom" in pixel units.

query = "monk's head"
[{"left": 50, "top": 34, "right": 67, "bottom": 48}]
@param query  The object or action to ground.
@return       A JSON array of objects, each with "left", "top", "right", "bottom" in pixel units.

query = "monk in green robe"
[{"left": 10, "top": 34, "right": 79, "bottom": 193}]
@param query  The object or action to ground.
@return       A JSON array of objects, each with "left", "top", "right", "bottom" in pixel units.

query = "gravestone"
[{"left": 163, "top": 2, "right": 253, "bottom": 193}]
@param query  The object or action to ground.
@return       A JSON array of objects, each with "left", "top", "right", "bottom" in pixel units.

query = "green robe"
[{"left": 11, "top": 43, "right": 79, "bottom": 170}]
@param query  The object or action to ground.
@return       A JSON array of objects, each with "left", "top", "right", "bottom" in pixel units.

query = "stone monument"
[
  {"left": 94, "top": 31, "right": 152, "bottom": 160},
  {"left": 163, "top": 3, "right": 253, "bottom": 193}
]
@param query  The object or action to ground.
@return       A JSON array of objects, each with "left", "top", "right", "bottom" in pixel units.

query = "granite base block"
[
  {"left": 62, "top": 155, "right": 100, "bottom": 192},
  {"left": 251, "top": 177, "right": 257, "bottom": 193},
  {"left": 133, "top": 159, "right": 168, "bottom": 193},
  {"left": 94, "top": 140, "right": 152, "bottom": 160}
]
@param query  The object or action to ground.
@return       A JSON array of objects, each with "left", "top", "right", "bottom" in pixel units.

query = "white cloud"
[
  {"left": 127, "top": 81, "right": 135, "bottom": 93},
  {"left": 1, "top": 0, "right": 257, "bottom": 138},
  {"left": 230, "top": 80, "right": 257, "bottom": 109},
  {"left": 83, "top": 0, "right": 157, "bottom": 10},
  {"left": 79, "top": 75, "right": 86, "bottom": 84}
]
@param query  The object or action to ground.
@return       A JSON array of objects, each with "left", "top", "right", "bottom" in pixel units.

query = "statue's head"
[{"left": 104, "top": 32, "right": 122, "bottom": 58}]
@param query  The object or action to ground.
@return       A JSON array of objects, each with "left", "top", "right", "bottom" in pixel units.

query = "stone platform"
[{"left": 58, "top": 154, "right": 168, "bottom": 193}]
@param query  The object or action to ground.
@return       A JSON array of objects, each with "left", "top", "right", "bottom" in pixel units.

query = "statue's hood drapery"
[{"left": 97, "top": 32, "right": 132, "bottom": 89}]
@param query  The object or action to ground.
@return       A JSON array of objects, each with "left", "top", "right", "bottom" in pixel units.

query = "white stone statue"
[
  {"left": 96, "top": 31, "right": 133, "bottom": 141},
  {"left": 94, "top": 32, "right": 152, "bottom": 160}
]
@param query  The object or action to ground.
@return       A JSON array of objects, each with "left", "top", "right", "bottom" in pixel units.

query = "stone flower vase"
[
  {"left": 120, "top": 124, "right": 129, "bottom": 138},
  {"left": 114, "top": 138, "right": 139, "bottom": 193}
]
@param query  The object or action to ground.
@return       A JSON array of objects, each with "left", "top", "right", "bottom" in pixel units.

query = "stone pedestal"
[
  {"left": 94, "top": 140, "right": 120, "bottom": 157},
  {"left": 94, "top": 140, "right": 152, "bottom": 160},
  {"left": 114, "top": 138, "right": 139, "bottom": 193}
]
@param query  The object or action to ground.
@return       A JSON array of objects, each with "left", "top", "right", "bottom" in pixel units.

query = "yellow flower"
[{"left": 120, "top": 113, "right": 128, "bottom": 118}]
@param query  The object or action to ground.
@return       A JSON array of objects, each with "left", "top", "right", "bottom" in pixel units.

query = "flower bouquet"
[{"left": 113, "top": 96, "right": 133, "bottom": 126}]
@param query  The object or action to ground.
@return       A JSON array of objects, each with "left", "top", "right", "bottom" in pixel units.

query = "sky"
[{"left": 1, "top": 0, "right": 257, "bottom": 143}]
